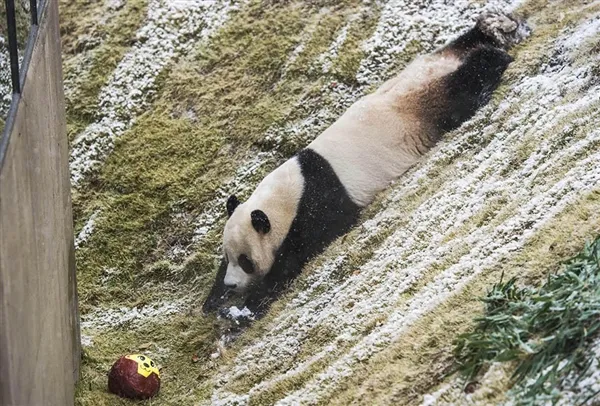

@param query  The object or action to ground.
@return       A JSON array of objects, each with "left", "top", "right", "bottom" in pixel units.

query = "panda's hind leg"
[
  {"left": 376, "top": 13, "right": 528, "bottom": 100},
  {"left": 424, "top": 12, "right": 530, "bottom": 133},
  {"left": 433, "top": 45, "right": 513, "bottom": 132},
  {"left": 440, "top": 11, "right": 530, "bottom": 58}
]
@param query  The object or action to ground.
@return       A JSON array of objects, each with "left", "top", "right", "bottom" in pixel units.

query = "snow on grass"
[
  {"left": 315, "top": 18, "right": 354, "bottom": 74},
  {"left": 81, "top": 334, "right": 94, "bottom": 348},
  {"left": 81, "top": 300, "right": 185, "bottom": 330},
  {"left": 279, "top": 7, "right": 331, "bottom": 80},
  {"left": 421, "top": 383, "right": 453, "bottom": 406},
  {"left": 105, "top": 0, "right": 126, "bottom": 11},
  {"left": 63, "top": 52, "right": 96, "bottom": 106},
  {"left": 1, "top": 36, "right": 13, "bottom": 120},
  {"left": 561, "top": 15, "right": 600, "bottom": 50},
  {"left": 356, "top": 0, "right": 512, "bottom": 86},
  {"left": 419, "top": 362, "right": 511, "bottom": 405},
  {"left": 99, "top": 267, "right": 122, "bottom": 284},
  {"left": 69, "top": 0, "right": 241, "bottom": 186},
  {"left": 74, "top": 210, "right": 100, "bottom": 249},
  {"left": 209, "top": 10, "right": 600, "bottom": 405},
  {"left": 500, "top": 343, "right": 600, "bottom": 406},
  {"left": 551, "top": 338, "right": 600, "bottom": 406}
]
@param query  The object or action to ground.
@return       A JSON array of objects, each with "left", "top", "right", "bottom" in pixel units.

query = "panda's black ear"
[
  {"left": 251, "top": 210, "right": 271, "bottom": 234},
  {"left": 227, "top": 195, "right": 240, "bottom": 218}
]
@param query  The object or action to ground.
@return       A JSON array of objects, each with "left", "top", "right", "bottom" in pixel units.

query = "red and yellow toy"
[{"left": 108, "top": 354, "right": 161, "bottom": 399}]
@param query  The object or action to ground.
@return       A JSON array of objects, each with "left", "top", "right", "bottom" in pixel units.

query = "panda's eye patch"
[{"left": 238, "top": 254, "right": 254, "bottom": 274}]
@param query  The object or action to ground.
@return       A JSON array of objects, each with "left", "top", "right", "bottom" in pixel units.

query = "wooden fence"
[{"left": 0, "top": 0, "right": 80, "bottom": 404}]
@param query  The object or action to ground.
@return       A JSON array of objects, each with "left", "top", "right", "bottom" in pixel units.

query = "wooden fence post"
[{"left": 0, "top": 0, "right": 80, "bottom": 404}]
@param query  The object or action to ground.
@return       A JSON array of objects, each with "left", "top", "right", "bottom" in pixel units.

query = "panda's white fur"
[
  {"left": 204, "top": 11, "right": 530, "bottom": 312},
  {"left": 309, "top": 53, "right": 461, "bottom": 206},
  {"left": 223, "top": 158, "right": 304, "bottom": 290}
]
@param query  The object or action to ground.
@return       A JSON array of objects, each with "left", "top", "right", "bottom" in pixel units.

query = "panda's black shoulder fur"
[
  {"left": 244, "top": 148, "right": 361, "bottom": 314},
  {"left": 283, "top": 148, "right": 362, "bottom": 262}
]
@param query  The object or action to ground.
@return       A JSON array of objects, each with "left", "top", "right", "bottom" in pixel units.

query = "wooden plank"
[{"left": 0, "top": 0, "right": 79, "bottom": 404}]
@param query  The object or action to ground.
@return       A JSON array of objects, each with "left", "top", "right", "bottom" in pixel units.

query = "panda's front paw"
[{"left": 476, "top": 11, "right": 531, "bottom": 50}]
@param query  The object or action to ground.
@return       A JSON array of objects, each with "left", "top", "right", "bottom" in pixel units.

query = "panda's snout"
[{"left": 224, "top": 263, "right": 251, "bottom": 291}]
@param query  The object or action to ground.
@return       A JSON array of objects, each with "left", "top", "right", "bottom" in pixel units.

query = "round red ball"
[{"left": 108, "top": 354, "right": 161, "bottom": 399}]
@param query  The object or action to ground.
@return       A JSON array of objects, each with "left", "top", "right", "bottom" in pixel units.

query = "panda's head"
[
  {"left": 202, "top": 158, "right": 304, "bottom": 315},
  {"left": 221, "top": 194, "right": 277, "bottom": 292}
]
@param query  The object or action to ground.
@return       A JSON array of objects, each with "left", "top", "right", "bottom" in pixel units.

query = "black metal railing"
[
  {"left": 4, "top": 0, "right": 40, "bottom": 95},
  {"left": 1, "top": 0, "right": 44, "bottom": 169}
]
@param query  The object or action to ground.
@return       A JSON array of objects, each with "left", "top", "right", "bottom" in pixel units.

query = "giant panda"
[{"left": 203, "top": 11, "right": 529, "bottom": 316}]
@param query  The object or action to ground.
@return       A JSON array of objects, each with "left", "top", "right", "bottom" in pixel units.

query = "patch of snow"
[
  {"left": 81, "top": 300, "right": 184, "bottom": 330},
  {"left": 1, "top": 36, "right": 13, "bottom": 119},
  {"left": 561, "top": 16, "right": 600, "bottom": 51},
  {"left": 69, "top": 0, "right": 242, "bottom": 185},
  {"left": 315, "top": 18, "right": 354, "bottom": 74},
  {"left": 210, "top": 9, "right": 600, "bottom": 405},
  {"left": 81, "top": 334, "right": 94, "bottom": 347},
  {"left": 99, "top": 267, "right": 122, "bottom": 284},
  {"left": 421, "top": 384, "right": 452, "bottom": 406},
  {"left": 74, "top": 211, "right": 100, "bottom": 249},
  {"left": 167, "top": 244, "right": 190, "bottom": 261},
  {"left": 553, "top": 337, "right": 600, "bottom": 405},
  {"left": 226, "top": 306, "right": 255, "bottom": 323},
  {"left": 227, "top": 306, "right": 253, "bottom": 319},
  {"left": 356, "top": 0, "right": 518, "bottom": 86},
  {"left": 105, "top": 0, "right": 125, "bottom": 10}
]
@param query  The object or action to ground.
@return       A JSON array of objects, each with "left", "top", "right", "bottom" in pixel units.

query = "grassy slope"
[
  {"left": 60, "top": 0, "right": 148, "bottom": 139},
  {"left": 328, "top": 190, "right": 600, "bottom": 406},
  {"left": 322, "top": 2, "right": 600, "bottom": 404},
  {"left": 63, "top": 0, "right": 600, "bottom": 404},
  {"left": 68, "top": 0, "right": 372, "bottom": 404},
  {"left": 207, "top": 1, "right": 600, "bottom": 404}
]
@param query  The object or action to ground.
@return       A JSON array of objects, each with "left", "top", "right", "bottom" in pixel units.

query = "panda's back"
[
  {"left": 307, "top": 92, "right": 424, "bottom": 208},
  {"left": 308, "top": 53, "right": 461, "bottom": 207}
]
